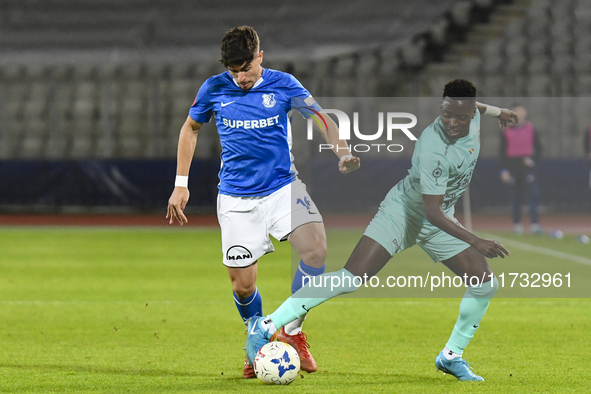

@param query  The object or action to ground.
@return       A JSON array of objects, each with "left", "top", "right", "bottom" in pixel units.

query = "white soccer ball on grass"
[{"left": 254, "top": 341, "right": 300, "bottom": 385}]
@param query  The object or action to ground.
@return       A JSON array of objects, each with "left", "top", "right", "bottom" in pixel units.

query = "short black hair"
[
  {"left": 219, "top": 26, "right": 260, "bottom": 68},
  {"left": 442, "top": 79, "right": 477, "bottom": 99}
]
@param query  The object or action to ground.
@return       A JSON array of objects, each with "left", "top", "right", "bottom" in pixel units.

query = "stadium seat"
[
  {"left": 551, "top": 55, "right": 573, "bottom": 75},
  {"left": 574, "top": 74, "right": 591, "bottom": 96},
  {"left": 527, "top": 74, "right": 552, "bottom": 96},
  {"left": 504, "top": 19, "right": 525, "bottom": 38},
  {"left": 573, "top": 52, "right": 591, "bottom": 75},
  {"left": 333, "top": 55, "right": 358, "bottom": 97},
  {"left": 481, "top": 75, "right": 505, "bottom": 97},
  {"left": 20, "top": 119, "right": 46, "bottom": 158}
]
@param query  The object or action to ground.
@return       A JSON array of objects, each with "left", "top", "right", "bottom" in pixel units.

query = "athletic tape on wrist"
[
  {"left": 340, "top": 154, "right": 353, "bottom": 161},
  {"left": 175, "top": 175, "right": 188, "bottom": 188},
  {"left": 483, "top": 105, "right": 502, "bottom": 117}
]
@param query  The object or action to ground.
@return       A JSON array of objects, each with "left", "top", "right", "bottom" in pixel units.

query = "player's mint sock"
[
  {"left": 291, "top": 260, "right": 326, "bottom": 293},
  {"left": 269, "top": 268, "right": 359, "bottom": 329},
  {"left": 284, "top": 261, "right": 326, "bottom": 334},
  {"left": 446, "top": 276, "right": 499, "bottom": 354},
  {"left": 233, "top": 287, "right": 263, "bottom": 323}
]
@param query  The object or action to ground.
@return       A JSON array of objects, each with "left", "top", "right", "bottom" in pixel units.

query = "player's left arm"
[
  {"left": 287, "top": 73, "right": 360, "bottom": 174},
  {"left": 475, "top": 102, "right": 519, "bottom": 128},
  {"left": 422, "top": 194, "right": 510, "bottom": 259},
  {"left": 313, "top": 113, "right": 361, "bottom": 174}
]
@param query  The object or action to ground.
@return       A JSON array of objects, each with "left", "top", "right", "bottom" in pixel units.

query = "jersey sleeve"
[
  {"left": 286, "top": 74, "right": 322, "bottom": 119},
  {"left": 188, "top": 79, "right": 214, "bottom": 123},
  {"left": 419, "top": 150, "right": 450, "bottom": 195}
]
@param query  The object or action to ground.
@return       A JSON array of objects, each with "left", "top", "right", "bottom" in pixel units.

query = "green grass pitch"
[{"left": 0, "top": 227, "right": 589, "bottom": 393}]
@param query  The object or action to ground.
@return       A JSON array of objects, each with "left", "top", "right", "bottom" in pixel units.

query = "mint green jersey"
[
  {"left": 363, "top": 109, "right": 481, "bottom": 261},
  {"left": 397, "top": 109, "right": 481, "bottom": 214}
]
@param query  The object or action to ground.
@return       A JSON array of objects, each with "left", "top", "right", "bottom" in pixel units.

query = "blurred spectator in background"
[
  {"left": 499, "top": 105, "right": 542, "bottom": 235},
  {"left": 585, "top": 126, "right": 591, "bottom": 190}
]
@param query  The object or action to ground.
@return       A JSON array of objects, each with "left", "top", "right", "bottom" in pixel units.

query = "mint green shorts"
[{"left": 363, "top": 191, "right": 470, "bottom": 263}]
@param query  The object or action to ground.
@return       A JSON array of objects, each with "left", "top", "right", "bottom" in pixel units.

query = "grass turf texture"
[{"left": 0, "top": 227, "right": 589, "bottom": 393}]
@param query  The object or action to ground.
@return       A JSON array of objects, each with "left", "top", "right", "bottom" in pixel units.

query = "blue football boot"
[
  {"left": 245, "top": 317, "right": 272, "bottom": 367},
  {"left": 435, "top": 350, "right": 484, "bottom": 381}
]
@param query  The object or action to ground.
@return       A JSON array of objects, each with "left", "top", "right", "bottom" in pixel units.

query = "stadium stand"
[
  {"left": 1, "top": 0, "right": 589, "bottom": 159},
  {"left": 1, "top": 0, "right": 590, "bottom": 212},
  {"left": 0, "top": 0, "right": 468, "bottom": 160},
  {"left": 420, "top": 0, "right": 591, "bottom": 159}
]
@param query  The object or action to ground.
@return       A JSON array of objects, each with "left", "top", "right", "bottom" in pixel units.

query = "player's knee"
[
  {"left": 301, "top": 242, "right": 327, "bottom": 268},
  {"left": 469, "top": 276, "right": 498, "bottom": 299},
  {"left": 233, "top": 287, "right": 256, "bottom": 300},
  {"left": 231, "top": 281, "right": 256, "bottom": 300}
]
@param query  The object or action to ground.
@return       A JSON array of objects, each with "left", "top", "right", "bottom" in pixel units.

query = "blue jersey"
[{"left": 189, "top": 68, "right": 321, "bottom": 196}]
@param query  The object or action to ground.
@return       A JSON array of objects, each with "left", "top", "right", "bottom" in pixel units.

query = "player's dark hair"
[
  {"left": 442, "top": 79, "right": 477, "bottom": 99},
  {"left": 220, "top": 26, "right": 260, "bottom": 68}
]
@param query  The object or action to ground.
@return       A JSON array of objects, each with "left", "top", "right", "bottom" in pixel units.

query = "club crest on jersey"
[{"left": 262, "top": 93, "right": 276, "bottom": 108}]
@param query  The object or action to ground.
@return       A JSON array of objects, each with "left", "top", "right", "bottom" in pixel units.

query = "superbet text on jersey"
[{"left": 189, "top": 68, "right": 322, "bottom": 197}]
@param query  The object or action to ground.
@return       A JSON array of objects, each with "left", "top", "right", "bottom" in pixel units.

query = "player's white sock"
[
  {"left": 283, "top": 314, "right": 307, "bottom": 335},
  {"left": 260, "top": 317, "right": 277, "bottom": 335},
  {"left": 442, "top": 346, "right": 462, "bottom": 360}
]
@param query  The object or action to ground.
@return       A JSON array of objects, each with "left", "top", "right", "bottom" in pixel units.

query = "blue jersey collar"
[{"left": 230, "top": 68, "right": 266, "bottom": 89}]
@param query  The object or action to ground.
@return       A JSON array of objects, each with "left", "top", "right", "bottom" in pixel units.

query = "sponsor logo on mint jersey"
[
  {"left": 457, "top": 158, "right": 465, "bottom": 169},
  {"left": 302, "top": 305, "right": 310, "bottom": 312},
  {"left": 432, "top": 161, "right": 443, "bottom": 185},
  {"left": 222, "top": 115, "right": 280, "bottom": 129},
  {"left": 262, "top": 93, "right": 276, "bottom": 108},
  {"left": 226, "top": 245, "right": 252, "bottom": 261}
]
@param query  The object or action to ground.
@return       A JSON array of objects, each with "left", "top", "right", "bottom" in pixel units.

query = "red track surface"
[{"left": 0, "top": 213, "right": 589, "bottom": 234}]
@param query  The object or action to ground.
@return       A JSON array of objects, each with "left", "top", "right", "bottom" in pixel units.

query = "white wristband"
[
  {"left": 340, "top": 154, "right": 353, "bottom": 161},
  {"left": 175, "top": 175, "right": 188, "bottom": 188},
  {"left": 479, "top": 102, "right": 502, "bottom": 117}
]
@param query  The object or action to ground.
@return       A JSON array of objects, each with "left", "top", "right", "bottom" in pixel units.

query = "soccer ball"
[{"left": 254, "top": 341, "right": 300, "bottom": 385}]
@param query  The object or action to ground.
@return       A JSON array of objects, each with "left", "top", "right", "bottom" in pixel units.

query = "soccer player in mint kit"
[
  {"left": 166, "top": 26, "right": 360, "bottom": 378},
  {"left": 247, "top": 79, "right": 518, "bottom": 381}
]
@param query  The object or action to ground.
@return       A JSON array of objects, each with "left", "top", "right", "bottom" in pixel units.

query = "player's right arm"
[
  {"left": 167, "top": 116, "right": 202, "bottom": 225},
  {"left": 418, "top": 147, "right": 508, "bottom": 259},
  {"left": 422, "top": 194, "right": 509, "bottom": 259}
]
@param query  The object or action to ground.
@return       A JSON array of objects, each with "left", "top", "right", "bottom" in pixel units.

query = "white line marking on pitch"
[{"left": 482, "top": 233, "right": 591, "bottom": 266}]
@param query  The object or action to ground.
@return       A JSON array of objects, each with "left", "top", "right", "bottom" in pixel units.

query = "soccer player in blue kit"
[
  {"left": 166, "top": 26, "right": 360, "bottom": 378},
  {"left": 246, "top": 79, "right": 518, "bottom": 381}
]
